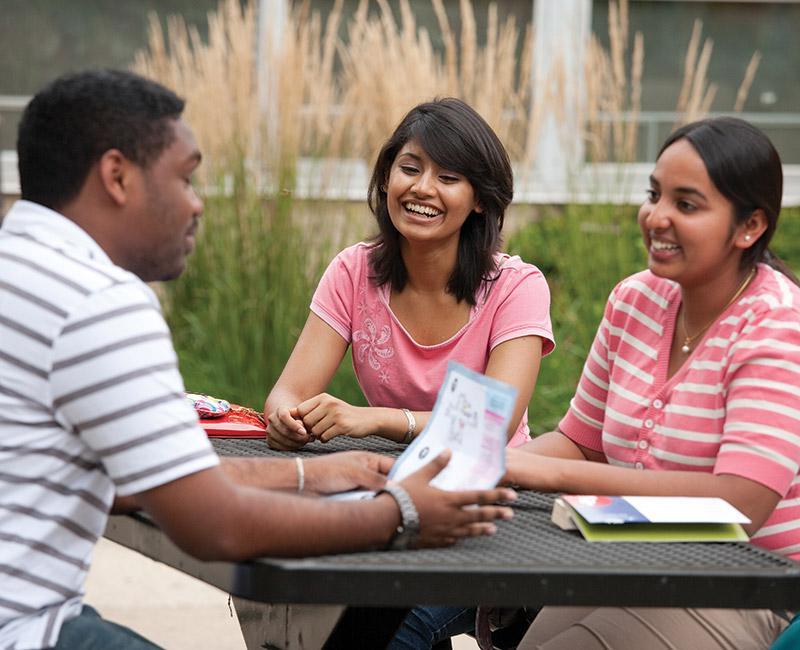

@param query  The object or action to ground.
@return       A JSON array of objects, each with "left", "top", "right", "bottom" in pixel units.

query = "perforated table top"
[{"left": 104, "top": 436, "right": 800, "bottom": 608}]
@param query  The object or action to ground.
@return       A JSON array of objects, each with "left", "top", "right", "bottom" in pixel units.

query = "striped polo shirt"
[
  {"left": 560, "top": 266, "right": 800, "bottom": 560},
  {"left": 0, "top": 201, "right": 218, "bottom": 649}
]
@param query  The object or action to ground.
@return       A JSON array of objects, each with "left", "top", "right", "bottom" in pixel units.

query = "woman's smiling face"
[
  {"left": 637, "top": 138, "right": 746, "bottom": 289},
  {"left": 385, "top": 139, "right": 480, "bottom": 249}
]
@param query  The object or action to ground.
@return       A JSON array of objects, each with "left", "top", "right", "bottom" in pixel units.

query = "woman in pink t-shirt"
[
  {"left": 265, "top": 98, "right": 553, "bottom": 451},
  {"left": 509, "top": 119, "right": 800, "bottom": 648}
]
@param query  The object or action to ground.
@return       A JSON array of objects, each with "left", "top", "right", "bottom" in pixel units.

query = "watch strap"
[{"left": 377, "top": 483, "right": 420, "bottom": 550}]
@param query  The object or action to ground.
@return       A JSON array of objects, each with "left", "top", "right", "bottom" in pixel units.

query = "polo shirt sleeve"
[
  {"left": 49, "top": 282, "right": 218, "bottom": 497},
  {"left": 310, "top": 245, "right": 361, "bottom": 343},
  {"left": 489, "top": 264, "right": 555, "bottom": 356},
  {"left": 716, "top": 305, "right": 800, "bottom": 496},
  {"left": 558, "top": 287, "right": 619, "bottom": 453}
]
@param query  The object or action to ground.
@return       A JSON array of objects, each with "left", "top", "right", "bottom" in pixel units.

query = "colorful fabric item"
[
  {"left": 311, "top": 242, "right": 554, "bottom": 447},
  {"left": 186, "top": 393, "right": 266, "bottom": 438},
  {"left": 559, "top": 265, "right": 800, "bottom": 560},
  {"left": 186, "top": 392, "right": 231, "bottom": 418}
]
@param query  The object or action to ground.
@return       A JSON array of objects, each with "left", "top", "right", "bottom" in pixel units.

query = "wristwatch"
[{"left": 377, "top": 483, "right": 420, "bottom": 550}]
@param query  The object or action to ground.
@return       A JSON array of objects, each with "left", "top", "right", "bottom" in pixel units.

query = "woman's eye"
[
  {"left": 440, "top": 175, "right": 460, "bottom": 184},
  {"left": 399, "top": 165, "right": 419, "bottom": 175},
  {"left": 645, "top": 189, "right": 658, "bottom": 202},
  {"left": 677, "top": 200, "right": 696, "bottom": 212}
]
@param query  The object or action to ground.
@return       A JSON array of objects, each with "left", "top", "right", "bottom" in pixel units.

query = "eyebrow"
[
  {"left": 397, "top": 152, "right": 422, "bottom": 162},
  {"left": 675, "top": 186, "right": 707, "bottom": 201},
  {"left": 648, "top": 175, "right": 707, "bottom": 201}
]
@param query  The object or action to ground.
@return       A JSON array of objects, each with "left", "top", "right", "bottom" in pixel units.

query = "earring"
[
  {"left": 380, "top": 184, "right": 387, "bottom": 193},
  {"left": 744, "top": 234, "right": 752, "bottom": 242}
]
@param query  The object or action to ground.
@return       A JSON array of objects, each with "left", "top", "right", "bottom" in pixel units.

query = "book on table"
[{"left": 551, "top": 495, "right": 750, "bottom": 542}]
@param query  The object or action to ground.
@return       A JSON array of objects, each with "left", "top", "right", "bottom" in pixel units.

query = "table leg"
[
  {"left": 232, "top": 598, "right": 410, "bottom": 649},
  {"left": 233, "top": 597, "right": 344, "bottom": 649},
  {"left": 322, "top": 606, "right": 410, "bottom": 649}
]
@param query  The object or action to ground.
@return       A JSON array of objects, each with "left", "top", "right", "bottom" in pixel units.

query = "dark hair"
[
  {"left": 17, "top": 69, "right": 185, "bottom": 210},
  {"left": 366, "top": 98, "right": 513, "bottom": 304},
  {"left": 660, "top": 116, "right": 798, "bottom": 284}
]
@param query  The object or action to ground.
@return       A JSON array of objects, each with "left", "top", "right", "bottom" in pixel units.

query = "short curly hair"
[{"left": 17, "top": 69, "right": 185, "bottom": 209}]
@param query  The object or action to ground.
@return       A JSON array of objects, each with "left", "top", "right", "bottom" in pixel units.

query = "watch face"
[{"left": 389, "top": 524, "right": 414, "bottom": 551}]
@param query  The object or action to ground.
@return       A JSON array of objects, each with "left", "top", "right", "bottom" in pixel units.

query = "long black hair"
[
  {"left": 366, "top": 98, "right": 513, "bottom": 304},
  {"left": 660, "top": 117, "right": 798, "bottom": 284}
]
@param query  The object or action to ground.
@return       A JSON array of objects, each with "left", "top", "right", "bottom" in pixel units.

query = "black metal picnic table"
[{"left": 104, "top": 436, "right": 800, "bottom": 649}]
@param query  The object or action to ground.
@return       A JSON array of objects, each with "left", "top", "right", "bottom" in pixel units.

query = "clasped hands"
[{"left": 267, "top": 393, "right": 377, "bottom": 451}]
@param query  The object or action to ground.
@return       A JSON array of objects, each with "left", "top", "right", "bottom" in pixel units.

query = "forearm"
[
  {"left": 110, "top": 494, "right": 140, "bottom": 514},
  {"left": 368, "top": 407, "right": 430, "bottom": 443},
  {"left": 140, "top": 472, "right": 400, "bottom": 560},
  {"left": 513, "top": 456, "right": 779, "bottom": 533},
  {"left": 226, "top": 488, "right": 400, "bottom": 558},
  {"left": 221, "top": 456, "right": 300, "bottom": 491},
  {"left": 516, "top": 430, "right": 600, "bottom": 461},
  {"left": 264, "top": 384, "right": 304, "bottom": 417},
  {"left": 527, "top": 456, "right": 719, "bottom": 495}
]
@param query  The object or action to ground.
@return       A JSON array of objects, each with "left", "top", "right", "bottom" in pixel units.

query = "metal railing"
[{"left": 3, "top": 96, "right": 800, "bottom": 206}]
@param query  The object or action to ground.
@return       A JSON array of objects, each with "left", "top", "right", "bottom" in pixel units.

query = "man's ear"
[{"left": 97, "top": 149, "right": 134, "bottom": 207}]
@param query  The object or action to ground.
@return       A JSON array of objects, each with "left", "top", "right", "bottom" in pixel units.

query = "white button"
[
  {"left": 638, "top": 439, "right": 648, "bottom": 450},
  {"left": 635, "top": 462, "right": 644, "bottom": 469},
  {"left": 653, "top": 399, "right": 664, "bottom": 409},
  {"left": 644, "top": 419, "right": 654, "bottom": 429}
]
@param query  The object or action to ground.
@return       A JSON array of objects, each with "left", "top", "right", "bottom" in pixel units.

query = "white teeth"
[
  {"left": 404, "top": 202, "right": 441, "bottom": 218},
  {"left": 651, "top": 240, "right": 680, "bottom": 252}
]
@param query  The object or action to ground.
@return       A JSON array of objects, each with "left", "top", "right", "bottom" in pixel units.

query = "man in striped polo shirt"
[{"left": 0, "top": 70, "right": 515, "bottom": 649}]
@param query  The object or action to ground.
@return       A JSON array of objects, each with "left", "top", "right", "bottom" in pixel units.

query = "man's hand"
[
  {"left": 267, "top": 405, "right": 312, "bottom": 450},
  {"left": 303, "top": 451, "right": 394, "bottom": 494},
  {"left": 296, "top": 393, "right": 375, "bottom": 442},
  {"left": 398, "top": 450, "right": 517, "bottom": 548}
]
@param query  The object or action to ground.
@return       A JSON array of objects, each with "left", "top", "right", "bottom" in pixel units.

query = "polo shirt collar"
[{"left": 2, "top": 200, "right": 114, "bottom": 267}]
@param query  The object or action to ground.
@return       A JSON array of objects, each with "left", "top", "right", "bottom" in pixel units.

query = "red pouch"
[{"left": 187, "top": 392, "right": 267, "bottom": 438}]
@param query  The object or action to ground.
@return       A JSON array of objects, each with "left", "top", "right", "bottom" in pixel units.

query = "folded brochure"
[
  {"left": 329, "top": 362, "right": 517, "bottom": 500},
  {"left": 387, "top": 361, "right": 517, "bottom": 490},
  {"left": 552, "top": 495, "right": 750, "bottom": 542}
]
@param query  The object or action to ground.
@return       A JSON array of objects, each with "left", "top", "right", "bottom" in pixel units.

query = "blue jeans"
[
  {"left": 54, "top": 605, "right": 163, "bottom": 650},
  {"left": 387, "top": 606, "right": 476, "bottom": 649}
]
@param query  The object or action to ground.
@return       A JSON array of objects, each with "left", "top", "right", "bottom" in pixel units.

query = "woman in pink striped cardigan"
[{"left": 510, "top": 117, "right": 799, "bottom": 649}]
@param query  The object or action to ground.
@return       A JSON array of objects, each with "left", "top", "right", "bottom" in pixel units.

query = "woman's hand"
[
  {"left": 267, "top": 405, "right": 313, "bottom": 450},
  {"left": 296, "top": 393, "right": 376, "bottom": 442},
  {"left": 264, "top": 313, "right": 351, "bottom": 450}
]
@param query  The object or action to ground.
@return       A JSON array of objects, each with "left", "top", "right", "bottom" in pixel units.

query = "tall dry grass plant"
[
  {"left": 675, "top": 19, "right": 761, "bottom": 126},
  {"left": 133, "top": 0, "right": 763, "bottom": 181},
  {"left": 133, "top": 0, "right": 764, "bottom": 415},
  {"left": 584, "top": 0, "right": 644, "bottom": 162},
  {"left": 134, "top": 0, "right": 534, "bottom": 177}
]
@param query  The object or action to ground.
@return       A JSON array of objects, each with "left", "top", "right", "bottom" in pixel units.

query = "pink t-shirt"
[
  {"left": 560, "top": 265, "right": 800, "bottom": 559},
  {"left": 311, "top": 242, "right": 554, "bottom": 447}
]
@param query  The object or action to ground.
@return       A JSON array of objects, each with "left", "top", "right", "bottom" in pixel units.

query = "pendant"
[{"left": 681, "top": 343, "right": 691, "bottom": 354}]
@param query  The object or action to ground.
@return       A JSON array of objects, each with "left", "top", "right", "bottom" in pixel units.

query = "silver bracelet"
[
  {"left": 294, "top": 456, "right": 305, "bottom": 493},
  {"left": 400, "top": 408, "right": 416, "bottom": 444},
  {"left": 377, "top": 483, "right": 420, "bottom": 550}
]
